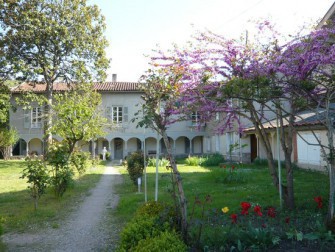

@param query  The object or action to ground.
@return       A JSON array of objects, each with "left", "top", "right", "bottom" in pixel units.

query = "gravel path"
[{"left": 2, "top": 164, "right": 123, "bottom": 252}]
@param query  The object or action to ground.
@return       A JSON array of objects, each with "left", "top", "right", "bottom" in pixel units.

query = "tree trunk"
[
  {"left": 161, "top": 130, "right": 188, "bottom": 240},
  {"left": 327, "top": 161, "right": 335, "bottom": 226},
  {"left": 326, "top": 104, "right": 335, "bottom": 226},
  {"left": 3, "top": 146, "right": 11, "bottom": 160},
  {"left": 248, "top": 106, "right": 289, "bottom": 207},
  {"left": 44, "top": 82, "right": 53, "bottom": 156}
]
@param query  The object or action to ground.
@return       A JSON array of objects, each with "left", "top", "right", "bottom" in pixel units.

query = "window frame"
[{"left": 31, "top": 107, "right": 42, "bottom": 128}]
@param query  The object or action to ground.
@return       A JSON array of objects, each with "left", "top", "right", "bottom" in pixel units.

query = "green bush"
[
  {"left": 133, "top": 231, "right": 187, "bottom": 252},
  {"left": 135, "top": 201, "right": 177, "bottom": 228},
  {"left": 135, "top": 201, "right": 166, "bottom": 218},
  {"left": 119, "top": 201, "right": 178, "bottom": 251},
  {"left": 47, "top": 143, "right": 74, "bottom": 197},
  {"left": 70, "top": 151, "right": 90, "bottom": 175},
  {"left": 119, "top": 216, "right": 163, "bottom": 251},
  {"left": 126, "top": 151, "right": 145, "bottom": 185},
  {"left": 185, "top": 156, "right": 203, "bottom": 166},
  {"left": 201, "top": 153, "right": 224, "bottom": 166},
  {"left": 160, "top": 158, "right": 170, "bottom": 167},
  {"left": 147, "top": 158, "right": 170, "bottom": 167}
]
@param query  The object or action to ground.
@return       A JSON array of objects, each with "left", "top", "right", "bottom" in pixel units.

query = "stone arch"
[
  {"left": 145, "top": 137, "right": 158, "bottom": 156},
  {"left": 127, "top": 137, "right": 142, "bottom": 154},
  {"left": 111, "top": 137, "right": 125, "bottom": 160},
  {"left": 28, "top": 138, "right": 43, "bottom": 156},
  {"left": 12, "top": 138, "right": 27, "bottom": 156},
  {"left": 190, "top": 135, "right": 204, "bottom": 155},
  {"left": 175, "top": 136, "right": 191, "bottom": 156}
]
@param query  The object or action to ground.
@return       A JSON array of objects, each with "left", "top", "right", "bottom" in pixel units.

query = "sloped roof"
[
  {"left": 11, "top": 82, "right": 141, "bottom": 93},
  {"left": 243, "top": 108, "right": 334, "bottom": 133},
  {"left": 316, "top": 2, "right": 335, "bottom": 29}
]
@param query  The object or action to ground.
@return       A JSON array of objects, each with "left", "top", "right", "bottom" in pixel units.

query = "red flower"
[
  {"left": 254, "top": 205, "right": 263, "bottom": 216},
  {"left": 231, "top": 213, "right": 237, "bottom": 223},
  {"left": 314, "top": 196, "right": 323, "bottom": 209},
  {"left": 223, "top": 165, "right": 226, "bottom": 169},
  {"left": 285, "top": 217, "right": 290, "bottom": 224},
  {"left": 241, "top": 202, "right": 251, "bottom": 215},
  {"left": 267, "top": 207, "right": 276, "bottom": 218},
  {"left": 231, "top": 165, "right": 235, "bottom": 170}
]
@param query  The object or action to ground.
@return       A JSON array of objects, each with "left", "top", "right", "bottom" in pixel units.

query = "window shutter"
[
  {"left": 106, "top": 106, "right": 111, "bottom": 119},
  {"left": 123, "top": 107, "right": 128, "bottom": 123},
  {"left": 24, "top": 109, "right": 30, "bottom": 129}
]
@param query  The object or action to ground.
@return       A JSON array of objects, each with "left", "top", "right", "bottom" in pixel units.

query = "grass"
[
  {"left": 116, "top": 162, "right": 328, "bottom": 221},
  {"left": 0, "top": 159, "right": 106, "bottom": 233}
]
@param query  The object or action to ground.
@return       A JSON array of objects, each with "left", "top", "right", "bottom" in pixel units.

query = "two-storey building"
[{"left": 10, "top": 81, "right": 211, "bottom": 159}]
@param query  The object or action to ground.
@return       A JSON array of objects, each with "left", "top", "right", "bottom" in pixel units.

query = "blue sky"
[{"left": 89, "top": 0, "right": 334, "bottom": 82}]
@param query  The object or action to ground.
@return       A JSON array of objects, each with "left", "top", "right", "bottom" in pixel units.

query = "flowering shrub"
[
  {"left": 189, "top": 197, "right": 331, "bottom": 251},
  {"left": 254, "top": 205, "right": 263, "bottom": 216},
  {"left": 241, "top": 202, "right": 251, "bottom": 215}
]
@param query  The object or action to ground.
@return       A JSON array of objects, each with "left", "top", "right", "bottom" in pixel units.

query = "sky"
[{"left": 89, "top": 0, "right": 335, "bottom": 82}]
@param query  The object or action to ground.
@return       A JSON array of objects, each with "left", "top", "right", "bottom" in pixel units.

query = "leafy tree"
[
  {"left": 0, "top": 128, "right": 18, "bottom": 159},
  {"left": 0, "top": 83, "right": 11, "bottom": 125},
  {"left": 47, "top": 143, "right": 74, "bottom": 198},
  {"left": 126, "top": 151, "right": 145, "bottom": 185},
  {"left": 21, "top": 157, "right": 49, "bottom": 210},
  {"left": 136, "top": 67, "right": 188, "bottom": 239},
  {"left": 0, "top": 82, "right": 17, "bottom": 159},
  {"left": 0, "top": 0, "right": 109, "bottom": 152},
  {"left": 51, "top": 83, "right": 106, "bottom": 154}
]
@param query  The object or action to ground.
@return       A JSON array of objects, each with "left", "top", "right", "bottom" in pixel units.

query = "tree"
[
  {"left": 0, "top": 81, "right": 18, "bottom": 159},
  {"left": 0, "top": 82, "right": 11, "bottom": 124},
  {"left": 51, "top": 83, "right": 107, "bottom": 154},
  {"left": 21, "top": 157, "right": 49, "bottom": 210},
  {"left": 0, "top": 128, "right": 18, "bottom": 159},
  {"left": 135, "top": 67, "right": 188, "bottom": 239},
  {"left": 0, "top": 0, "right": 109, "bottom": 152},
  {"left": 149, "top": 24, "right": 297, "bottom": 209},
  {"left": 273, "top": 24, "right": 335, "bottom": 225}
]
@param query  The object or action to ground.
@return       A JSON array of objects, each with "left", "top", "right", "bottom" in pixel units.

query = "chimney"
[{"left": 112, "top": 74, "right": 117, "bottom": 82}]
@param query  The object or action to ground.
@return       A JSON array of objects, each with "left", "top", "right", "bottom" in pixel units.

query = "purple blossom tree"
[
  {"left": 150, "top": 23, "right": 297, "bottom": 209},
  {"left": 274, "top": 23, "right": 335, "bottom": 225}
]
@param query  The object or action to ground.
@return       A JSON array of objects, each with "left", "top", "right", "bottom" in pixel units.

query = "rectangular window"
[
  {"left": 191, "top": 112, "right": 200, "bottom": 126},
  {"left": 31, "top": 107, "right": 42, "bottom": 128},
  {"left": 106, "top": 106, "right": 123, "bottom": 124}
]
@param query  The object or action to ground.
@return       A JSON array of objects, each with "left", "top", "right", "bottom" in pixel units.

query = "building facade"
[{"left": 10, "top": 82, "right": 213, "bottom": 160}]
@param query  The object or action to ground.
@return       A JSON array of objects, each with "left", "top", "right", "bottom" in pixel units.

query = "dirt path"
[{"left": 2, "top": 164, "right": 122, "bottom": 251}]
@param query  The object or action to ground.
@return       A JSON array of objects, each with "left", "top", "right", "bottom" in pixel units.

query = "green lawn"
[
  {"left": 116, "top": 162, "right": 328, "bottom": 222},
  {"left": 115, "top": 162, "right": 331, "bottom": 250},
  {"left": 0, "top": 160, "right": 106, "bottom": 233}
]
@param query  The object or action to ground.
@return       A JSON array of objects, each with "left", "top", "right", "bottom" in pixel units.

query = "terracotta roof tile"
[{"left": 11, "top": 82, "right": 141, "bottom": 93}]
